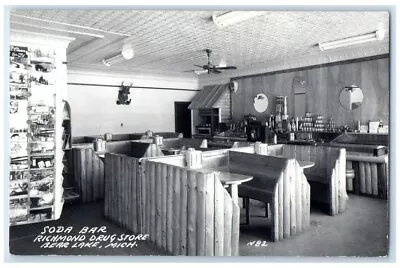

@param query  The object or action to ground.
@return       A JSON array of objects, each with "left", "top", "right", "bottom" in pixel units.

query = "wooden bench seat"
[
  {"left": 268, "top": 144, "right": 347, "bottom": 216},
  {"left": 227, "top": 150, "right": 310, "bottom": 242},
  {"left": 306, "top": 174, "right": 331, "bottom": 205},
  {"left": 237, "top": 144, "right": 348, "bottom": 216},
  {"left": 305, "top": 174, "right": 328, "bottom": 184},
  {"left": 238, "top": 186, "right": 274, "bottom": 205}
]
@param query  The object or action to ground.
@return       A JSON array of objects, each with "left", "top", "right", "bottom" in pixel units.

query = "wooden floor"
[{"left": 8, "top": 194, "right": 389, "bottom": 258}]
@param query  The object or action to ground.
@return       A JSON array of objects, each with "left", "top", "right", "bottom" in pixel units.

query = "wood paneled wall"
[
  {"left": 215, "top": 89, "right": 231, "bottom": 122},
  {"left": 233, "top": 57, "right": 389, "bottom": 126}
]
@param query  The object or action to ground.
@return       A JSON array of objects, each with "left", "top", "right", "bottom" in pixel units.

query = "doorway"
[{"left": 174, "top": 102, "right": 192, "bottom": 138}]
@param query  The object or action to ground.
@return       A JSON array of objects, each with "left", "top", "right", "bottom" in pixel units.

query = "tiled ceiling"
[{"left": 10, "top": 9, "right": 390, "bottom": 76}]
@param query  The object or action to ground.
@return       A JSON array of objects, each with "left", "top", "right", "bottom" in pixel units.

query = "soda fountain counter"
[{"left": 276, "top": 131, "right": 389, "bottom": 199}]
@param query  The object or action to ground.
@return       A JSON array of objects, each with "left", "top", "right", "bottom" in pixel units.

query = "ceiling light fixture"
[
  {"left": 11, "top": 21, "right": 105, "bottom": 38},
  {"left": 11, "top": 13, "right": 130, "bottom": 37},
  {"left": 102, "top": 54, "right": 125, "bottom": 67},
  {"left": 121, "top": 44, "right": 134, "bottom": 60},
  {"left": 194, "top": 69, "right": 208, "bottom": 75},
  {"left": 212, "top": 11, "right": 265, "bottom": 28},
  {"left": 218, "top": 59, "right": 227, "bottom": 67},
  {"left": 318, "top": 30, "right": 385, "bottom": 51},
  {"left": 103, "top": 44, "right": 135, "bottom": 66}
]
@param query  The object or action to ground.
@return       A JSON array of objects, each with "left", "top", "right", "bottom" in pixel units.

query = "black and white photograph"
[
  {"left": 28, "top": 102, "right": 55, "bottom": 115},
  {"left": 9, "top": 45, "right": 29, "bottom": 65},
  {"left": 29, "top": 155, "right": 55, "bottom": 169},
  {"left": 9, "top": 170, "right": 30, "bottom": 182},
  {"left": 9, "top": 180, "right": 29, "bottom": 197},
  {"left": 9, "top": 85, "right": 29, "bottom": 100},
  {"left": 9, "top": 142, "right": 27, "bottom": 159},
  {"left": 28, "top": 113, "right": 55, "bottom": 129},
  {"left": 9, "top": 69, "right": 28, "bottom": 86},
  {"left": 28, "top": 141, "right": 55, "bottom": 155},
  {"left": 3, "top": 2, "right": 397, "bottom": 264},
  {"left": 9, "top": 196, "right": 30, "bottom": 224}
]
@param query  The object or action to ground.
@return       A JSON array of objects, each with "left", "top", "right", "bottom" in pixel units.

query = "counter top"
[
  {"left": 277, "top": 139, "right": 388, "bottom": 156},
  {"left": 278, "top": 140, "right": 318, "bottom": 146},
  {"left": 212, "top": 135, "right": 248, "bottom": 142},
  {"left": 71, "top": 143, "right": 93, "bottom": 149},
  {"left": 207, "top": 142, "right": 233, "bottom": 148}
]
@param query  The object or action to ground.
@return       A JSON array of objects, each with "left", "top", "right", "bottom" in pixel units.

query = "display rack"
[
  {"left": 60, "top": 100, "right": 80, "bottom": 203},
  {"left": 9, "top": 30, "right": 73, "bottom": 225}
]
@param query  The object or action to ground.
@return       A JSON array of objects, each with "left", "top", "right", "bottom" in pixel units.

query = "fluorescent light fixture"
[
  {"left": 11, "top": 21, "right": 105, "bottom": 38},
  {"left": 11, "top": 13, "right": 130, "bottom": 37},
  {"left": 103, "top": 44, "right": 134, "bottom": 66},
  {"left": 212, "top": 11, "right": 265, "bottom": 28},
  {"left": 102, "top": 54, "right": 125, "bottom": 66},
  {"left": 318, "top": 30, "right": 385, "bottom": 51}
]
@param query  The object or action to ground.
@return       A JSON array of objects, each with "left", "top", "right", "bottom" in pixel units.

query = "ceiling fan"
[{"left": 191, "top": 49, "right": 237, "bottom": 74}]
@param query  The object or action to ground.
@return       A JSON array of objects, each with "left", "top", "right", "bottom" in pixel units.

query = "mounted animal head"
[{"left": 117, "top": 81, "right": 133, "bottom": 105}]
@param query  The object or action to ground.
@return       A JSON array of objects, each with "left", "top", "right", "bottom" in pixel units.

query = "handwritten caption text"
[{"left": 33, "top": 226, "right": 149, "bottom": 249}]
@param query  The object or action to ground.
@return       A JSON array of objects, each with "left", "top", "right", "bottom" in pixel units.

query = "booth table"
[
  {"left": 198, "top": 167, "right": 253, "bottom": 205},
  {"left": 161, "top": 148, "right": 181, "bottom": 155},
  {"left": 211, "top": 170, "right": 253, "bottom": 205},
  {"left": 298, "top": 160, "right": 315, "bottom": 170}
]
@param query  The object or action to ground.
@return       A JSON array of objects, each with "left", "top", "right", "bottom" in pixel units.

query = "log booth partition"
[
  {"left": 346, "top": 153, "right": 388, "bottom": 199},
  {"left": 70, "top": 140, "right": 164, "bottom": 203},
  {"left": 329, "top": 132, "right": 389, "bottom": 199},
  {"left": 70, "top": 138, "right": 245, "bottom": 203},
  {"left": 70, "top": 142, "right": 313, "bottom": 254},
  {"left": 103, "top": 149, "right": 311, "bottom": 256},
  {"left": 70, "top": 147, "right": 105, "bottom": 203},
  {"left": 242, "top": 144, "right": 348, "bottom": 216},
  {"left": 104, "top": 151, "right": 240, "bottom": 256},
  {"left": 161, "top": 138, "right": 203, "bottom": 150},
  {"left": 71, "top": 132, "right": 181, "bottom": 144}
]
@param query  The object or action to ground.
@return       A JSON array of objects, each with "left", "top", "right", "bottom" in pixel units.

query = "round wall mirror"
[
  {"left": 253, "top": 93, "right": 269, "bottom": 113},
  {"left": 339, "top": 85, "right": 364, "bottom": 110}
]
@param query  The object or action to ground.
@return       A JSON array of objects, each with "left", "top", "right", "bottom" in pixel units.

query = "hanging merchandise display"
[{"left": 9, "top": 30, "right": 73, "bottom": 225}]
